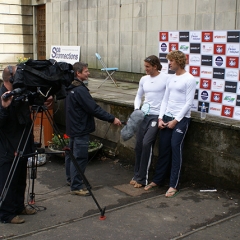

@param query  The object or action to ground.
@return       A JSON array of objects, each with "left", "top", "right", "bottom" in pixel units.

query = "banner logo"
[
  {"left": 160, "top": 32, "right": 168, "bottom": 41},
  {"left": 226, "top": 56, "right": 239, "bottom": 68},
  {"left": 202, "top": 32, "right": 213, "bottom": 42},
  {"left": 227, "top": 31, "right": 240, "bottom": 43},
  {"left": 224, "top": 81, "right": 237, "bottom": 93},
  {"left": 215, "top": 56, "right": 224, "bottom": 67},
  {"left": 213, "top": 68, "right": 225, "bottom": 79},
  {"left": 190, "top": 43, "right": 201, "bottom": 53},
  {"left": 211, "top": 92, "right": 223, "bottom": 103},
  {"left": 160, "top": 43, "right": 168, "bottom": 52}
]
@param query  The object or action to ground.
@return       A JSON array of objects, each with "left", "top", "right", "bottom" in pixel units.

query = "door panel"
[{"left": 37, "top": 5, "right": 46, "bottom": 60}]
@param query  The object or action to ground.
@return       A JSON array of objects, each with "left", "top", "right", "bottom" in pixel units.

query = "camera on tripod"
[
  {"left": 11, "top": 58, "right": 74, "bottom": 104},
  {"left": 0, "top": 59, "right": 75, "bottom": 206},
  {"left": 9, "top": 58, "right": 75, "bottom": 153},
  {"left": 1, "top": 59, "right": 107, "bottom": 217}
]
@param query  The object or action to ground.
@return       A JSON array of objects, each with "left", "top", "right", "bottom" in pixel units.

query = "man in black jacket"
[
  {"left": 0, "top": 66, "right": 36, "bottom": 224},
  {"left": 65, "top": 61, "right": 121, "bottom": 196}
]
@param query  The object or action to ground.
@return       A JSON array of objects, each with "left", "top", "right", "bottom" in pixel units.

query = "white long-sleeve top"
[
  {"left": 134, "top": 72, "right": 169, "bottom": 115},
  {"left": 159, "top": 72, "right": 196, "bottom": 122}
]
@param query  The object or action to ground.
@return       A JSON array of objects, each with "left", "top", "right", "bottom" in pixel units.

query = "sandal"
[
  {"left": 144, "top": 182, "right": 157, "bottom": 191},
  {"left": 165, "top": 188, "right": 180, "bottom": 198},
  {"left": 134, "top": 183, "right": 143, "bottom": 188},
  {"left": 129, "top": 179, "right": 137, "bottom": 185}
]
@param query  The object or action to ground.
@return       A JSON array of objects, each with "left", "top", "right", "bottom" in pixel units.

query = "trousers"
[
  {"left": 153, "top": 116, "right": 190, "bottom": 188},
  {"left": 134, "top": 115, "right": 159, "bottom": 185},
  {"left": 0, "top": 160, "right": 27, "bottom": 223},
  {"left": 65, "top": 135, "right": 89, "bottom": 190}
]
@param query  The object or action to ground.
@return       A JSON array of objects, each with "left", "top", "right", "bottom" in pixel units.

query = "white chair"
[{"left": 95, "top": 53, "right": 118, "bottom": 88}]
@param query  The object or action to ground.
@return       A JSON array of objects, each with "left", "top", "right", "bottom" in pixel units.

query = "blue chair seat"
[{"left": 101, "top": 67, "right": 118, "bottom": 71}]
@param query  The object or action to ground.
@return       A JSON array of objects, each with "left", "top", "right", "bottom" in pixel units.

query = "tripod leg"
[
  {"left": 43, "top": 107, "right": 106, "bottom": 219},
  {"left": 0, "top": 119, "right": 36, "bottom": 208},
  {"left": 65, "top": 148, "right": 106, "bottom": 219},
  {"left": 29, "top": 155, "right": 37, "bottom": 205},
  {"left": 0, "top": 158, "right": 20, "bottom": 208}
]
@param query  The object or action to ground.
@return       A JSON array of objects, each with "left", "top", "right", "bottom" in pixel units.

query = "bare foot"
[
  {"left": 129, "top": 179, "right": 137, "bottom": 185},
  {"left": 134, "top": 183, "right": 143, "bottom": 188}
]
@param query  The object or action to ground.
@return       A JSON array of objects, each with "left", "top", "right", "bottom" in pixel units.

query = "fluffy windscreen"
[{"left": 121, "top": 110, "right": 145, "bottom": 141}]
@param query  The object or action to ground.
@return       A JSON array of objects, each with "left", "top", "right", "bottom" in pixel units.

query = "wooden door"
[{"left": 37, "top": 5, "right": 46, "bottom": 60}]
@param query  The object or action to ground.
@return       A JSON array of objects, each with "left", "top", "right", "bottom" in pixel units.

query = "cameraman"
[
  {"left": 0, "top": 66, "right": 36, "bottom": 224},
  {"left": 65, "top": 61, "right": 121, "bottom": 196}
]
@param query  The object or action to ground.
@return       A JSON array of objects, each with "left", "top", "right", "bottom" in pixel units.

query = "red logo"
[
  {"left": 189, "top": 66, "right": 200, "bottom": 77},
  {"left": 226, "top": 56, "right": 239, "bottom": 68},
  {"left": 202, "top": 32, "right": 213, "bottom": 42},
  {"left": 169, "top": 43, "right": 178, "bottom": 51},
  {"left": 200, "top": 78, "right": 211, "bottom": 90},
  {"left": 221, "top": 105, "right": 234, "bottom": 118},
  {"left": 211, "top": 92, "right": 223, "bottom": 103},
  {"left": 213, "top": 44, "right": 226, "bottom": 55},
  {"left": 159, "top": 32, "right": 168, "bottom": 41}
]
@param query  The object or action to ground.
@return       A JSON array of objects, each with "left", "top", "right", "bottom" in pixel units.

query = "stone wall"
[
  {"left": 1, "top": 0, "right": 240, "bottom": 78},
  {"left": 88, "top": 68, "right": 144, "bottom": 83},
  {"left": 182, "top": 112, "right": 240, "bottom": 190},
  {"left": 53, "top": 95, "right": 240, "bottom": 190},
  {"left": 0, "top": 0, "right": 33, "bottom": 71},
  {"left": 92, "top": 102, "right": 240, "bottom": 190},
  {"left": 45, "top": 0, "right": 240, "bottom": 74}
]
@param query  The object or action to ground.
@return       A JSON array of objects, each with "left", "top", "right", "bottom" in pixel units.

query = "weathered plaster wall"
[
  {"left": 0, "top": 0, "right": 33, "bottom": 67},
  {"left": 45, "top": 0, "right": 240, "bottom": 74},
  {"left": 53, "top": 97, "right": 240, "bottom": 190}
]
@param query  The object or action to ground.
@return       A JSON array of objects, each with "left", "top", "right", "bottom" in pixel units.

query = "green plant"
[
  {"left": 49, "top": 134, "right": 101, "bottom": 151},
  {"left": 17, "top": 56, "right": 30, "bottom": 64},
  {"left": 89, "top": 141, "right": 100, "bottom": 149},
  {"left": 49, "top": 133, "right": 69, "bottom": 150}
]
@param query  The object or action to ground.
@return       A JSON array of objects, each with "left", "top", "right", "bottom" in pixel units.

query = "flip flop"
[
  {"left": 144, "top": 183, "right": 157, "bottom": 191},
  {"left": 165, "top": 190, "right": 180, "bottom": 198}
]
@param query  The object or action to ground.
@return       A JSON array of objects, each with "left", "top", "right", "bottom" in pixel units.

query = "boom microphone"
[
  {"left": 121, "top": 109, "right": 145, "bottom": 141},
  {"left": 2, "top": 88, "right": 25, "bottom": 100}
]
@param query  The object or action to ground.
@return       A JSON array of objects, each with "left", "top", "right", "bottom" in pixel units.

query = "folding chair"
[{"left": 95, "top": 53, "right": 118, "bottom": 88}]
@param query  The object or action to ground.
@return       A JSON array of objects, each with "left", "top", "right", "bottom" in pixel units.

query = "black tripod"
[
  {"left": 0, "top": 104, "right": 107, "bottom": 220},
  {"left": 32, "top": 104, "right": 107, "bottom": 219},
  {"left": 0, "top": 113, "right": 37, "bottom": 210}
]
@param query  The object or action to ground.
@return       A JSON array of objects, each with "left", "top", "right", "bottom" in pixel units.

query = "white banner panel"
[
  {"left": 50, "top": 46, "right": 80, "bottom": 65},
  {"left": 159, "top": 30, "right": 240, "bottom": 119}
]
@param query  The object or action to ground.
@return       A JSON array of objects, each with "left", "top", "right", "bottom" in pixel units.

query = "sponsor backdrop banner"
[
  {"left": 50, "top": 45, "right": 80, "bottom": 65},
  {"left": 159, "top": 30, "right": 240, "bottom": 120}
]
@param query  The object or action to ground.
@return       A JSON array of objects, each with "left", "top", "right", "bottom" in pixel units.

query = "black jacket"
[
  {"left": 65, "top": 80, "right": 115, "bottom": 137},
  {"left": 0, "top": 85, "right": 34, "bottom": 166}
]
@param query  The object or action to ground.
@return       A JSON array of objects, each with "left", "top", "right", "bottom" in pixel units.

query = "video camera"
[{"left": 11, "top": 59, "right": 74, "bottom": 104}]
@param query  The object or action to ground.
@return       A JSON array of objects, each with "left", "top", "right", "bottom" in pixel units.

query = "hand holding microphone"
[{"left": 113, "top": 117, "right": 122, "bottom": 126}]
